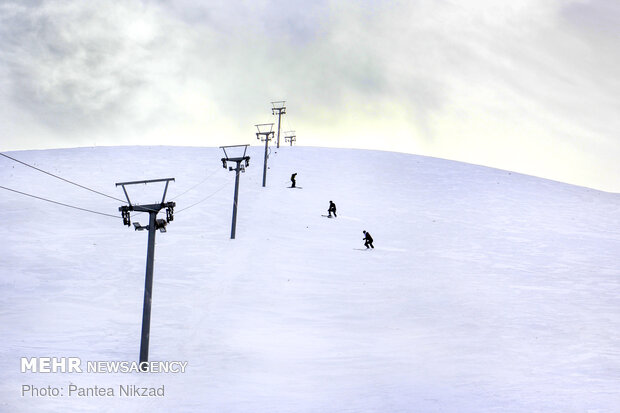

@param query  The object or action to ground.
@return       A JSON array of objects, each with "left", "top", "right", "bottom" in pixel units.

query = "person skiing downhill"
[
  {"left": 291, "top": 173, "right": 297, "bottom": 188},
  {"left": 328, "top": 200, "right": 337, "bottom": 218},
  {"left": 363, "top": 230, "right": 374, "bottom": 249}
]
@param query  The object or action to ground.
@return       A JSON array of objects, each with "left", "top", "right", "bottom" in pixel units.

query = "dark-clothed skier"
[
  {"left": 363, "top": 230, "right": 374, "bottom": 249},
  {"left": 328, "top": 201, "right": 337, "bottom": 218},
  {"left": 291, "top": 173, "right": 297, "bottom": 188}
]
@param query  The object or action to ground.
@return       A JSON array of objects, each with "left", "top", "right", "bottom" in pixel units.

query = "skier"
[
  {"left": 328, "top": 200, "right": 337, "bottom": 218},
  {"left": 362, "top": 230, "right": 374, "bottom": 249},
  {"left": 291, "top": 173, "right": 297, "bottom": 188}
]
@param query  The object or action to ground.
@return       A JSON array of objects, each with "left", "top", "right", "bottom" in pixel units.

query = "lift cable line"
[
  {"left": 0, "top": 185, "right": 120, "bottom": 219},
  {"left": 271, "top": 101, "right": 286, "bottom": 148},
  {"left": 284, "top": 115, "right": 297, "bottom": 147},
  {"left": 116, "top": 178, "right": 176, "bottom": 371},
  {"left": 0, "top": 153, "right": 127, "bottom": 203},
  {"left": 285, "top": 115, "right": 294, "bottom": 134},
  {"left": 175, "top": 181, "right": 229, "bottom": 214},
  {"left": 255, "top": 123, "right": 275, "bottom": 187},
  {"left": 220, "top": 145, "right": 250, "bottom": 239},
  {"left": 168, "top": 166, "right": 224, "bottom": 202}
]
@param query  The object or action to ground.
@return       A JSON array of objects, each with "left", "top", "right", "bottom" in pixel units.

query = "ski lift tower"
[
  {"left": 271, "top": 101, "right": 286, "bottom": 148},
  {"left": 255, "top": 123, "right": 274, "bottom": 187},
  {"left": 284, "top": 130, "right": 296, "bottom": 146},
  {"left": 116, "top": 178, "right": 175, "bottom": 371},
  {"left": 220, "top": 144, "right": 250, "bottom": 239}
]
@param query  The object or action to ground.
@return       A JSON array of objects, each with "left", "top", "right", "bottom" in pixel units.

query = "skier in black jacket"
[
  {"left": 328, "top": 200, "right": 337, "bottom": 218},
  {"left": 363, "top": 230, "right": 374, "bottom": 249},
  {"left": 291, "top": 173, "right": 297, "bottom": 188}
]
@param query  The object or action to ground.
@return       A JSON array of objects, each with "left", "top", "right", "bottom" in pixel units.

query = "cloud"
[{"left": 0, "top": 1, "right": 191, "bottom": 137}]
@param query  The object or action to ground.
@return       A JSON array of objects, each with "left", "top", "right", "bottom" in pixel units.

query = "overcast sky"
[{"left": 0, "top": 0, "right": 618, "bottom": 191}]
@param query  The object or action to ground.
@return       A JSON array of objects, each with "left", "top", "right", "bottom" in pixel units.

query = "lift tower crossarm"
[{"left": 116, "top": 178, "right": 175, "bottom": 206}]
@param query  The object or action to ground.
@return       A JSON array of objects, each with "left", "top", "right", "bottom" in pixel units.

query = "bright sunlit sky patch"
[{"left": 0, "top": 0, "right": 618, "bottom": 191}]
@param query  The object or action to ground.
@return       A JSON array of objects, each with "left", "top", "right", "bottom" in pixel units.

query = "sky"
[{"left": 0, "top": 0, "right": 618, "bottom": 192}]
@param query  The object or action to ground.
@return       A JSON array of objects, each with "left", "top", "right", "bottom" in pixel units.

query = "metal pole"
[
  {"left": 262, "top": 137, "right": 268, "bottom": 187},
  {"left": 139, "top": 211, "right": 157, "bottom": 370},
  {"left": 231, "top": 162, "right": 241, "bottom": 239},
  {"left": 276, "top": 111, "right": 282, "bottom": 148}
]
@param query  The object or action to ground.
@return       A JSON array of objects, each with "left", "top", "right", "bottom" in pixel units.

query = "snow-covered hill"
[{"left": 1, "top": 146, "right": 619, "bottom": 412}]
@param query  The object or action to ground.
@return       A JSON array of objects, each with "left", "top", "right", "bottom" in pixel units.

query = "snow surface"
[{"left": 1, "top": 146, "right": 619, "bottom": 412}]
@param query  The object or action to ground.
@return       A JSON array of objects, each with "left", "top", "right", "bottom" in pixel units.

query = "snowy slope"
[{"left": 1, "top": 146, "right": 619, "bottom": 412}]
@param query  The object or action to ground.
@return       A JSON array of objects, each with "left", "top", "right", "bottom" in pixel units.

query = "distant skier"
[
  {"left": 362, "top": 230, "right": 374, "bottom": 249},
  {"left": 291, "top": 173, "right": 297, "bottom": 188},
  {"left": 328, "top": 200, "right": 337, "bottom": 218}
]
